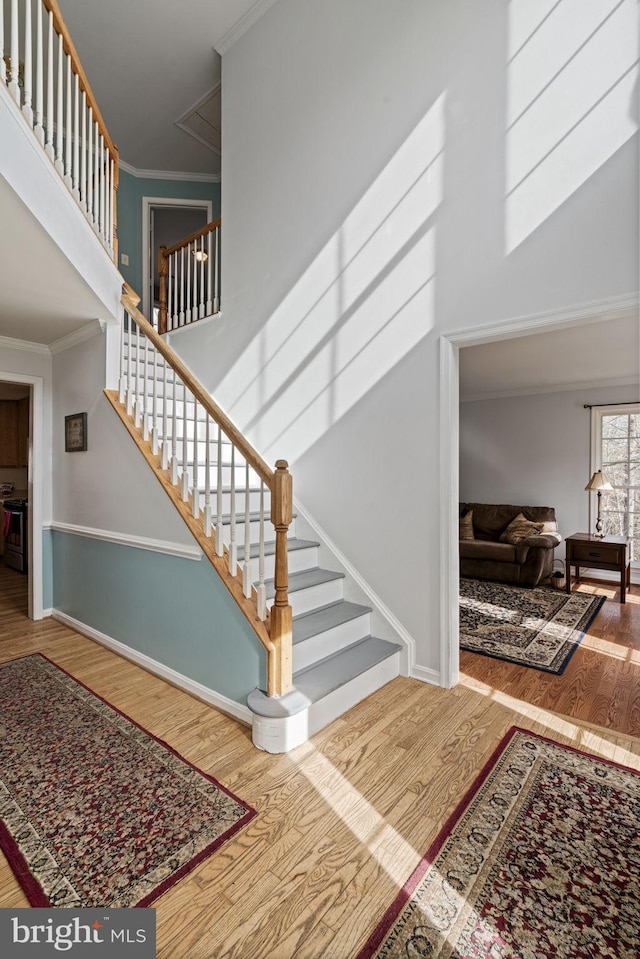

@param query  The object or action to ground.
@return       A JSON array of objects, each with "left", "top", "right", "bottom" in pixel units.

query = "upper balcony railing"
[
  {"left": 157, "top": 218, "right": 221, "bottom": 334},
  {"left": 1, "top": 0, "right": 119, "bottom": 258}
]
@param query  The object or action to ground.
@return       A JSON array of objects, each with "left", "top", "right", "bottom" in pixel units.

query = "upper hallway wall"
[
  {"left": 117, "top": 170, "right": 221, "bottom": 301},
  {"left": 175, "top": 0, "right": 639, "bottom": 673}
]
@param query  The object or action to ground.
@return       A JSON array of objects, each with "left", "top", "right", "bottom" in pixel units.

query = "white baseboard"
[
  {"left": 51, "top": 609, "right": 252, "bottom": 726},
  {"left": 410, "top": 664, "right": 441, "bottom": 686}
]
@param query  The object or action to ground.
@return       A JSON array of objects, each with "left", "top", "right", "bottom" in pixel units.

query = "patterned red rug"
[
  {"left": 0, "top": 654, "right": 255, "bottom": 907},
  {"left": 357, "top": 727, "right": 640, "bottom": 958}
]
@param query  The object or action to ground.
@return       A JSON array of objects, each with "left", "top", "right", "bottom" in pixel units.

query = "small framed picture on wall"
[{"left": 65, "top": 412, "right": 88, "bottom": 452}]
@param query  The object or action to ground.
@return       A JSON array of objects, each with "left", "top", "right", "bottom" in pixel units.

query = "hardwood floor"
[{"left": 0, "top": 564, "right": 639, "bottom": 958}]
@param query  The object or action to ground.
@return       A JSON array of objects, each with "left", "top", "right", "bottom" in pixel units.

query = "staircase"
[{"left": 107, "top": 298, "right": 402, "bottom": 751}]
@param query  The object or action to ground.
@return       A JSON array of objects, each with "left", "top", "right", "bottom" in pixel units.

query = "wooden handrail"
[
  {"left": 42, "top": 0, "right": 119, "bottom": 163},
  {"left": 123, "top": 291, "right": 274, "bottom": 488},
  {"left": 164, "top": 217, "right": 221, "bottom": 258}
]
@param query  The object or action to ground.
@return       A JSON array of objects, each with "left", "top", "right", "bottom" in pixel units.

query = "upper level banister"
[
  {"left": 164, "top": 217, "right": 221, "bottom": 258},
  {"left": 41, "top": 0, "right": 118, "bottom": 165},
  {"left": 122, "top": 291, "right": 275, "bottom": 488}
]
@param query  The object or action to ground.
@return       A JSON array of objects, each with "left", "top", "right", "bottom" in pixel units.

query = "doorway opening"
[{"left": 141, "top": 198, "right": 213, "bottom": 324}]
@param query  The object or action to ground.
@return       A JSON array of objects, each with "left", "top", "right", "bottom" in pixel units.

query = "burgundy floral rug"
[
  {"left": 0, "top": 654, "right": 255, "bottom": 907},
  {"left": 459, "top": 578, "right": 606, "bottom": 673},
  {"left": 357, "top": 727, "right": 640, "bottom": 958}
]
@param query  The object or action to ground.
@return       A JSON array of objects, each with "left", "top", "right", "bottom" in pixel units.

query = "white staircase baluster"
[
  {"left": 199, "top": 238, "right": 205, "bottom": 319},
  {"left": 179, "top": 247, "right": 185, "bottom": 326},
  {"left": 86, "top": 107, "right": 93, "bottom": 221},
  {"left": 243, "top": 462, "right": 252, "bottom": 598},
  {"left": 192, "top": 240, "right": 199, "bottom": 322},
  {"left": 34, "top": 0, "right": 44, "bottom": 144},
  {"left": 167, "top": 257, "right": 172, "bottom": 331},
  {"left": 99, "top": 134, "right": 105, "bottom": 239},
  {"left": 203, "top": 415, "right": 212, "bottom": 536},
  {"left": 213, "top": 226, "right": 220, "bottom": 313},
  {"left": 151, "top": 343, "right": 159, "bottom": 455},
  {"left": 109, "top": 155, "right": 114, "bottom": 253},
  {"left": 64, "top": 55, "right": 71, "bottom": 187},
  {"left": 134, "top": 320, "right": 141, "bottom": 428},
  {"left": 45, "top": 11, "right": 54, "bottom": 159},
  {"left": 80, "top": 90, "right": 87, "bottom": 210},
  {"left": 0, "top": 2, "right": 5, "bottom": 84},
  {"left": 206, "top": 229, "right": 213, "bottom": 315},
  {"left": 161, "top": 357, "right": 169, "bottom": 469},
  {"left": 257, "top": 482, "right": 267, "bottom": 620},
  {"left": 216, "top": 427, "right": 224, "bottom": 556},
  {"left": 141, "top": 332, "right": 149, "bottom": 440},
  {"left": 105, "top": 147, "right": 111, "bottom": 248},
  {"left": 181, "top": 381, "right": 189, "bottom": 501},
  {"left": 55, "top": 33, "right": 64, "bottom": 174},
  {"left": 170, "top": 368, "right": 178, "bottom": 485},
  {"left": 72, "top": 73, "right": 79, "bottom": 198},
  {"left": 9, "top": 0, "right": 19, "bottom": 102},
  {"left": 93, "top": 120, "right": 99, "bottom": 228},
  {"left": 229, "top": 446, "right": 237, "bottom": 575},
  {"left": 186, "top": 243, "right": 192, "bottom": 325},
  {"left": 191, "top": 398, "right": 199, "bottom": 518},
  {"left": 125, "top": 317, "right": 133, "bottom": 416},
  {"left": 22, "top": 0, "right": 33, "bottom": 126},
  {"left": 119, "top": 310, "right": 126, "bottom": 404}
]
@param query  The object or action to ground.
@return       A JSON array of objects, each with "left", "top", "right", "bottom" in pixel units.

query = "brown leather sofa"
[{"left": 459, "top": 503, "right": 562, "bottom": 587}]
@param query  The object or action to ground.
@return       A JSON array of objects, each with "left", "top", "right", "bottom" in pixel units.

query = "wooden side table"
[{"left": 565, "top": 533, "right": 630, "bottom": 604}]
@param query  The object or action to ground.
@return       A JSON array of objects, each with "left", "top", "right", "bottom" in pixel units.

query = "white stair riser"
[
  {"left": 242, "top": 545, "right": 318, "bottom": 583},
  {"left": 293, "top": 612, "right": 372, "bottom": 672},
  {"left": 221, "top": 517, "right": 297, "bottom": 546},
  {"left": 307, "top": 652, "right": 401, "bottom": 737},
  {"left": 276, "top": 578, "right": 344, "bottom": 617}
]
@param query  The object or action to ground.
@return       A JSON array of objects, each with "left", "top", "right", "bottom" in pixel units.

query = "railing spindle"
[
  {"left": 55, "top": 32, "right": 63, "bottom": 174},
  {"left": 229, "top": 446, "right": 237, "bottom": 575},
  {"left": 93, "top": 119, "right": 99, "bottom": 228},
  {"left": 216, "top": 427, "right": 224, "bottom": 557},
  {"left": 64, "top": 54, "right": 71, "bottom": 187},
  {"left": 22, "top": 0, "right": 33, "bottom": 126},
  {"left": 72, "top": 73, "right": 79, "bottom": 198},
  {"left": 151, "top": 341, "right": 159, "bottom": 455},
  {"left": 170, "top": 368, "right": 178, "bottom": 485},
  {"left": 199, "top": 238, "right": 205, "bottom": 319},
  {"left": 141, "top": 329, "right": 149, "bottom": 440},
  {"left": 192, "top": 399, "right": 199, "bottom": 518},
  {"left": 206, "top": 229, "right": 213, "bottom": 315},
  {"left": 134, "top": 319, "right": 141, "bottom": 428},
  {"left": 186, "top": 242, "right": 192, "bottom": 322},
  {"left": 34, "top": 0, "right": 44, "bottom": 143},
  {"left": 243, "top": 461, "right": 252, "bottom": 598},
  {"left": 181, "top": 379, "right": 189, "bottom": 501},
  {"left": 161, "top": 355, "right": 169, "bottom": 469},
  {"left": 86, "top": 106, "right": 93, "bottom": 220},
  {"left": 257, "top": 482, "right": 267, "bottom": 620},
  {"left": 213, "top": 226, "right": 220, "bottom": 313},
  {"left": 167, "top": 255, "right": 172, "bottom": 332},
  {"left": 179, "top": 247, "right": 185, "bottom": 326},
  {"left": 45, "top": 10, "right": 54, "bottom": 159},
  {"left": 9, "top": 0, "right": 19, "bottom": 102},
  {"left": 119, "top": 310, "right": 126, "bottom": 404},
  {"left": 80, "top": 90, "right": 86, "bottom": 209},
  {"left": 204, "top": 415, "right": 212, "bottom": 536},
  {"left": 192, "top": 240, "right": 199, "bottom": 322}
]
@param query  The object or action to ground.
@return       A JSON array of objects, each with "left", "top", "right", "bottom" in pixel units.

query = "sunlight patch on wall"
[
  {"left": 506, "top": 0, "right": 638, "bottom": 253},
  {"left": 218, "top": 95, "right": 446, "bottom": 459}
]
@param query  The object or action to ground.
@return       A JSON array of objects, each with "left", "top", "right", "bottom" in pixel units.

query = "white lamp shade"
[{"left": 584, "top": 470, "right": 613, "bottom": 492}]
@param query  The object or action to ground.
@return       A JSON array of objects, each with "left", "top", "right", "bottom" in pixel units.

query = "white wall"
[
  {"left": 175, "top": 0, "right": 638, "bottom": 674},
  {"left": 460, "top": 383, "right": 639, "bottom": 560}
]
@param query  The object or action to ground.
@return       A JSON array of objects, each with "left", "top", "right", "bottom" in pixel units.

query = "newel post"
[
  {"left": 269, "top": 460, "right": 293, "bottom": 697},
  {"left": 158, "top": 244, "right": 168, "bottom": 334}
]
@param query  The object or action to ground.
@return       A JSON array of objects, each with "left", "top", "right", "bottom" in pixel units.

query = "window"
[{"left": 592, "top": 404, "right": 639, "bottom": 564}]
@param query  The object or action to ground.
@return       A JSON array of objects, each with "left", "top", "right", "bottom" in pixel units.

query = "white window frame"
[{"left": 590, "top": 403, "right": 639, "bottom": 567}]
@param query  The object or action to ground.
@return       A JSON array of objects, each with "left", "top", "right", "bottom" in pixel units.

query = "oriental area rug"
[
  {"left": 0, "top": 654, "right": 255, "bottom": 907},
  {"left": 357, "top": 727, "right": 640, "bottom": 959},
  {"left": 459, "top": 578, "right": 605, "bottom": 673}
]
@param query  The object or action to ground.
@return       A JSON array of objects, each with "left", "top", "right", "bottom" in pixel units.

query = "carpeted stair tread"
[
  {"left": 293, "top": 637, "right": 401, "bottom": 702},
  {"left": 265, "top": 567, "right": 344, "bottom": 599},
  {"left": 292, "top": 600, "right": 372, "bottom": 644}
]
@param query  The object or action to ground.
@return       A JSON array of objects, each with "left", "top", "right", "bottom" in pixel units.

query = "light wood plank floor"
[{"left": 0, "top": 565, "right": 638, "bottom": 958}]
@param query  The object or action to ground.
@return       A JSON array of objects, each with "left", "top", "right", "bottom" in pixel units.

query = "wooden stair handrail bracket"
[{"left": 117, "top": 292, "right": 294, "bottom": 698}]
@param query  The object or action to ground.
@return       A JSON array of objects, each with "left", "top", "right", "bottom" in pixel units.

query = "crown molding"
[
  {"left": 216, "top": 0, "right": 281, "bottom": 55},
  {"left": 119, "top": 159, "right": 220, "bottom": 184},
  {"left": 0, "top": 334, "right": 50, "bottom": 355},
  {"left": 49, "top": 319, "right": 107, "bottom": 355}
]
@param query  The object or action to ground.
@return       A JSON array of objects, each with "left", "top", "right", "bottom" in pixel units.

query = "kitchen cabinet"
[{"left": 0, "top": 399, "right": 29, "bottom": 467}]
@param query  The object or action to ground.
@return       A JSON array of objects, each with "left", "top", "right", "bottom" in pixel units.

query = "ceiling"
[
  {"left": 459, "top": 312, "right": 640, "bottom": 401},
  {"left": 57, "top": 0, "right": 261, "bottom": 176}
]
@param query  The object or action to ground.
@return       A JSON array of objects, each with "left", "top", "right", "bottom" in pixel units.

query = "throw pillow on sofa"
[
  {"left": 499, "top": 512, "right": 544, "bottom": 545},
  {"left": 459, "top": 510, "right": 474, "bottom": 540}
]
